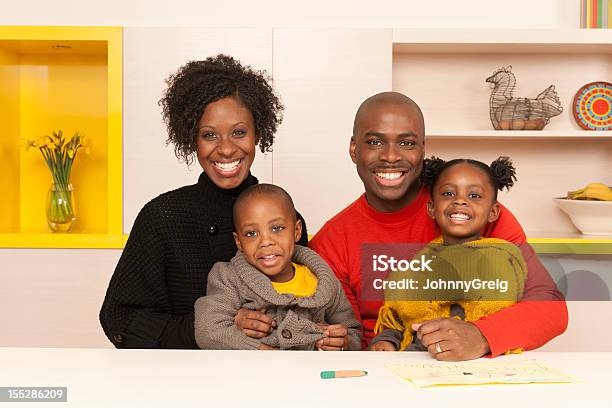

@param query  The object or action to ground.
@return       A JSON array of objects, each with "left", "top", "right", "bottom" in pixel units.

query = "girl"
[{"left": 371, "top": 156, "right": 527, "bottom": 353}]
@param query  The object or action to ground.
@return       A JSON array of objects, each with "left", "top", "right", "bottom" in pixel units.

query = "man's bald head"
[{"left": 352, "top": 92, "right": 425, "bottom": 137}]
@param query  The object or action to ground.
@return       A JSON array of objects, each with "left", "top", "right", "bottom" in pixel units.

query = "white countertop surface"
[{"left": 0, "top": 348, "right": 610, "bottom": 407}]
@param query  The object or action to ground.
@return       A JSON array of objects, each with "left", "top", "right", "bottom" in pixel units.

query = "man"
[{"left": 309, "top": 91, "right": 567, "bottom": 360}]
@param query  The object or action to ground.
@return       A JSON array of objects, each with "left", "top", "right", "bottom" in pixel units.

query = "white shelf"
[
  {"left": 392, "top": 29, "right": 612, "bottom": 54},
  {"left": 426, "top": 130, "right": 612, "bottom": 139}
]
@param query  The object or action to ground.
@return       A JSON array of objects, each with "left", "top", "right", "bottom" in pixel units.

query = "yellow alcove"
[{"left": 0, "top": 27, "right": 122, "bottom": 248}]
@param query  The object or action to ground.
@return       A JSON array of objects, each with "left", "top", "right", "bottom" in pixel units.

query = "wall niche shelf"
[
  {"left": 392, "top": 28, "right": 612, "bottom": 252},
  {"left": 0, "top": 26, "right": 123, "bottom": 248}
]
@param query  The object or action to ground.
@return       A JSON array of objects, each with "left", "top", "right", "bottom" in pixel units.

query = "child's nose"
[
  {"left": 258, "top": 232, "right": 274, "bottom": 247},
  {"left": 453, "top": 197, "right": 468, "bottom": 205}
]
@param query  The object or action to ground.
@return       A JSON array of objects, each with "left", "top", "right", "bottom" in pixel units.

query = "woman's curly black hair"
[
  {"left": 159, "top": 54, "right": 283, "bottom": 164},
  {"left": 421, "top": 156, "right": 517, "bottom": 200}
]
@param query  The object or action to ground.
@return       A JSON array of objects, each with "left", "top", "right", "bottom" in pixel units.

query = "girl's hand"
[
  {"left": 370, "top": 340, "right": 397, "bottom": 351},
  {"left": 234, "top": 308, "right": 276, "bottom": 339},
  {"left": 316, "top": 323, "right": 350, "bottom": 351}
]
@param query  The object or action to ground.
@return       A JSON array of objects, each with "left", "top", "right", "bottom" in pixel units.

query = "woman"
[{"left": 99, "top": 55, "right": 309, "bottom": 348}]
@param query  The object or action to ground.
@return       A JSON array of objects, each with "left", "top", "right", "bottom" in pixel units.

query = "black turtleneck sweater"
[{"left": 99, "top": 172, "right": 308, "bottom": 349}]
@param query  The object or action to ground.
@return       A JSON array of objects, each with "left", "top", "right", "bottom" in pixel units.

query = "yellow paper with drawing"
[{"left": 387, "top": 359, "right": 576, "bottom": 388}]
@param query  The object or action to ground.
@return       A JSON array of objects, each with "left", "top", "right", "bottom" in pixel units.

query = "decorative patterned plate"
[{"left": 573, "top": 81, "right": 612, "bottom": 131}]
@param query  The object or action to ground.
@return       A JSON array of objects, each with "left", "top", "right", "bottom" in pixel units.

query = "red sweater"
[{"left": 309, "top": 186, "right": 568, "bottom": 355}]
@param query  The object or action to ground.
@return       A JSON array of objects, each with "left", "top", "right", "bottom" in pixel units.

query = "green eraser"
[{"left": 320, "top": 371, "right": 335, "bottom": 379}]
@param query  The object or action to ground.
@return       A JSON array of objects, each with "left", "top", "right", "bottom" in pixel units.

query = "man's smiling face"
[{"left": 350, "top": 100, "right": 425, "bottom": 212}]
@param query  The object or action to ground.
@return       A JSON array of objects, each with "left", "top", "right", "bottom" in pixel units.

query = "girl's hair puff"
[
  {"left": 489, "top": 156, "right": 517, "bottom": 191},
  {"left": 421, "top": 156, "right": 517, "bottom": 200}
]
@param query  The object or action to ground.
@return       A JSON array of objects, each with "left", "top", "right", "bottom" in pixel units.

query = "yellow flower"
[
  {"left": 35, "top": 136, "right": 47, "bottom": 148},
  {"left": 67, "top": 148, "right": 75, "bottom": 159},
  {"left": 52, "top": 130, "right": 63, "bottom": 143},
  {"left": 21, "top": 139, "right": 36, "bottom": 152}
]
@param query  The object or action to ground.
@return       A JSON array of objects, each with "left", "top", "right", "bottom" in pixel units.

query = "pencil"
[{"left": 320, "top": 370, "right": 368, "bottom": 379}]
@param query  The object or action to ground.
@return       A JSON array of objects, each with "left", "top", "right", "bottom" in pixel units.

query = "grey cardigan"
[{"left": 194, "top": 245, "right": 361, "bottom": 350}]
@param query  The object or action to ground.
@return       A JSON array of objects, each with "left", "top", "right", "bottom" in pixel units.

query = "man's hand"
[
  {"left": 370, "top": 340, "right": 396, "bottom": 351},
  {"left": 315, "top": 323, "right": 350, "bottom": 351},
  {"left": 413, "top": 318, "right": 490, "bottom": 361},
  {"left": 234, "top": 308, "right": 276, "bottom": 339}
]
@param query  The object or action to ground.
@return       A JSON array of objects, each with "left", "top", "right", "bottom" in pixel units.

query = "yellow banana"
[
  {"left": 567, "top": 186, "right": 587, "bottom": 199},
  {"left": 568, "top": 183, "right": 612, "bottom": 201}
]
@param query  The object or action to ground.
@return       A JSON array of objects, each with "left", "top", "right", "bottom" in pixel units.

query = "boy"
[{"left": 194, "top": 184, "right": 361, "bottom": 350}]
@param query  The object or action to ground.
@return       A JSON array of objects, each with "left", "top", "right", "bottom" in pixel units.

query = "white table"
[{"left": 0, "top": 348, "right": 610, "bottom": 407}]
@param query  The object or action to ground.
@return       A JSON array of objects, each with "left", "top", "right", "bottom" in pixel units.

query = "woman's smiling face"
[
  {"left": 196, "top": 97, "right": 257, "bottom": 189},
  {"left": 427, "top": 163, "right": 500, "bottom": 245}
]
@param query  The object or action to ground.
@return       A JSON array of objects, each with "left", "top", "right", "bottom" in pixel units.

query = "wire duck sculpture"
[{"left": 485, "top": 66, "right": 563, "bottom": 130}]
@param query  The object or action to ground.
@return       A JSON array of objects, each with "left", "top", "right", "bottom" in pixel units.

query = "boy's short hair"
[{"left": 233, "top": 184, "right": 296, "bottom": 229}]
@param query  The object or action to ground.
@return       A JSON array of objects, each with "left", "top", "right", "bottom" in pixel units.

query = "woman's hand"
[
  {"left": 370, "top": 340, "right": 396, "bottom": 351},
  {"left": 315, "top": 323, "right": 350, "bottom": 351},
  {"left": 234, "top": 308, "right": 276, "bottom": 339},
  {"left": 413, "top": 318, "right": 490, "bottom": 361}
]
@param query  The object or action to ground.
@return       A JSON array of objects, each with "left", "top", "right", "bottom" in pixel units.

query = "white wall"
[
  {"left": 0, "top": 0, "right": 577, "bottom": 28},
  {"left": 0, "top": 249, "right": 120, "bottom": 348},
  {"left": 272, "top": 28, "right": 392, "bottom": 231}
]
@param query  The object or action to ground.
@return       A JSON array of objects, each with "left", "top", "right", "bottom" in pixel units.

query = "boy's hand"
[
  {"left": 370, "top": 341, "right": 397, "bottom": 351},
  {"left": 315, "top": 323, "right": 350, "bottom": 351},
  {"left": 234, "top": 308, "right": 277, "bottom": 339}
]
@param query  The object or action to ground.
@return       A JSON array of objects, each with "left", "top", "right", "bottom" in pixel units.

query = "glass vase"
[{"left": 46, "top": 183, "right": 76, "bottom": 233}]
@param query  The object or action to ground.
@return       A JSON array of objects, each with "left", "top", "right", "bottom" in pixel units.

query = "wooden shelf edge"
[
  {"left": 3, "top": 234, "right": 611, "bottom": 252},
  {"left": 0, "top": 233, "right": 125, "bottom": 249},
  {"left": 528, "top": 237, "right": 612, "bottom": 255},
  {"left": 427, "top": 130, "right": 612, "bottom": 139},
  {"left": 0, "top": 26, "right": 122, "bottom": 41},
  {"left": 392, "top": 28, "right": 612, "bottom": 44}
]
